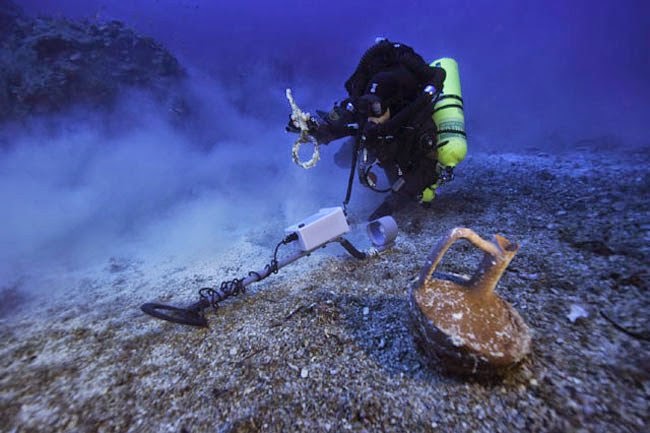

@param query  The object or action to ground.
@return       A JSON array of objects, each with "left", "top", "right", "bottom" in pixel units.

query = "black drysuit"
[{"left": 300, "top": 40, "right": 446, "bottom": 219}]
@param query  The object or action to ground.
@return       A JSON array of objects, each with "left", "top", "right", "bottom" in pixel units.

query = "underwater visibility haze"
[
  {"left": 0, "top": 1, "right": 649, "bottom": 431},
  {"left": 3, "top": 0, "right": 647, "bottom": 288}
]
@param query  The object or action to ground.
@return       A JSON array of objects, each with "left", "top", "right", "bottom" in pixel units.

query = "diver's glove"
[
  {"left": 285, "top": 113, "right": 319, "bottom": 134},
  {"left": 286, "top": 114, "right": 301, "bottom": 133}
]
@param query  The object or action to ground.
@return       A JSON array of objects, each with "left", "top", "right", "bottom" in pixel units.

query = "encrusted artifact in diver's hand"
[
  {"left": 286, "top": 88, "right": 320, "bottom": 169},
  {"left": 409, "top": 227, "right": 531, "bottom": 376}
]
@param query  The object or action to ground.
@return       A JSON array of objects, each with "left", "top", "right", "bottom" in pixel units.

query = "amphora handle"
[{"left": 417, "top": 227, "right": 519, "bottom": 295}]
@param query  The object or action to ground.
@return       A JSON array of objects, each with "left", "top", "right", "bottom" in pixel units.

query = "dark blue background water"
[
  {"left": 20, "top": 0, "right": 650, "bottom": 148},
  {"left": 2, "top": 0, "right": 648, "bottom": 288}
]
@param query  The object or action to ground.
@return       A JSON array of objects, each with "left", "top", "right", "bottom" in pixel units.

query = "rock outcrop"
[{"left": 0, "top": 1, "right": 185, "bottom": 121}]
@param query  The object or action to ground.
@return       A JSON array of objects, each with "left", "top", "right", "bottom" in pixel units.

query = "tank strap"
[
  {"left": 437, "top": 129, "right": 467, "bottom": 139},
  {"left": 434, "top": 103, "right": 464, "bottom": 113},
  {"left": 437, "top": 94, "right": 464, "bottom": 103}
]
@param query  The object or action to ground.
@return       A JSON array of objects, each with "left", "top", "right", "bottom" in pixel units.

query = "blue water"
[
  {"left": 2, "top": 0, "right": 649, "bottom": 289},
  {"left": 19, "top": 0, "right": 650, "bottom": 147}
]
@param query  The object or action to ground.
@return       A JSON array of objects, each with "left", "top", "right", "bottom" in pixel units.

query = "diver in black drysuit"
[{"left": 287, "top": 39, "right": 448, "bottom": 220}]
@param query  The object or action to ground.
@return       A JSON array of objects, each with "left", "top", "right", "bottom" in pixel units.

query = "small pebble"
[
  {"left": 567, "top": 304, "right": 589, "bottom": 323},
  {"left": 301, "top": 367, "right": 309, "bottom": 378},
  {"left": 583, "top": 404, "right": 595, "bottom": 417}
]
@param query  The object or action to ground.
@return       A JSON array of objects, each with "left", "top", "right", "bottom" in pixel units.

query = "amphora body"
[{"left": 409, "top": 227, "right": 531, "bottom": 375}]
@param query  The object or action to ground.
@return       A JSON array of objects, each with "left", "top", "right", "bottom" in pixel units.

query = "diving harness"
[{"left": 286, "top": 86, "right": 452, "bottom": 207}]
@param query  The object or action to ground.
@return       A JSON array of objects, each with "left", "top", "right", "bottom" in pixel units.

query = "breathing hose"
[{"left": 342, "top": 139, "right": 360, "bottom": 211}]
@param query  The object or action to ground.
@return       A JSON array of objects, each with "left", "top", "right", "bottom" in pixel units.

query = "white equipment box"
[{"left": 285, "top": 207, "right": 350, "bottom": 251}]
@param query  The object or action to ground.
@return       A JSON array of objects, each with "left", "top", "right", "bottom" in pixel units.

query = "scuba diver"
[{"left": 286, "top": 38, "right": 467, "bottom": 220}]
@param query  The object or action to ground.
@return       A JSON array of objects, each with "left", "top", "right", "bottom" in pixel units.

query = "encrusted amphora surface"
[{"left": 409, "top": 227, "right": 532, "bottom": 376}]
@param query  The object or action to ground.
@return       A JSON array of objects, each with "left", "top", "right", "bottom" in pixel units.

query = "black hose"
[
  {"left": 336, "top": 238, "right": 367, "bottom": 260},
  {"left": 343, "top": 139, "right": 360, "bottom": 210}
]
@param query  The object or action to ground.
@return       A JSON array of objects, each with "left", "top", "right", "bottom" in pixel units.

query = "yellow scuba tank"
[
  {"left": 430, "top": 57, "right": 467, "bottom": 168},
  {"left": 420, "top": 57, "right": 467, "bottom": 204}
]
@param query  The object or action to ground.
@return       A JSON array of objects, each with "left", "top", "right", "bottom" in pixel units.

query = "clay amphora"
[{"left": 409, "top": 227, "right": 531, "bottom": 376}]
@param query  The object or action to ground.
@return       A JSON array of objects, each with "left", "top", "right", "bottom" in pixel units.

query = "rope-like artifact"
[{"left": 286, "top": 88, "right": 320, "bottom": 169}]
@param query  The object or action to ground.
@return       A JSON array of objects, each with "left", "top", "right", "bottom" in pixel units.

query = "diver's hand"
[
  {"left": 306, "top": 115, "right": 320, "bottom": 131},
  {"left": 286, "top": 113, "right": 320, "bottom": 134},
  {"left": 286, "top": 114, "right": 301, "bottom": 133}
]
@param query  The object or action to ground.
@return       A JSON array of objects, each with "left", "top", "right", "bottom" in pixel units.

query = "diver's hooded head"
[{"left": 357, "top": 66, "right": 419, "bottom": 117}]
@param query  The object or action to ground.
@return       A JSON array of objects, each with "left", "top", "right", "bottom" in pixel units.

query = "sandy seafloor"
[{"left": 1, "top": 145, "right": 648, "bottom": 433}]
